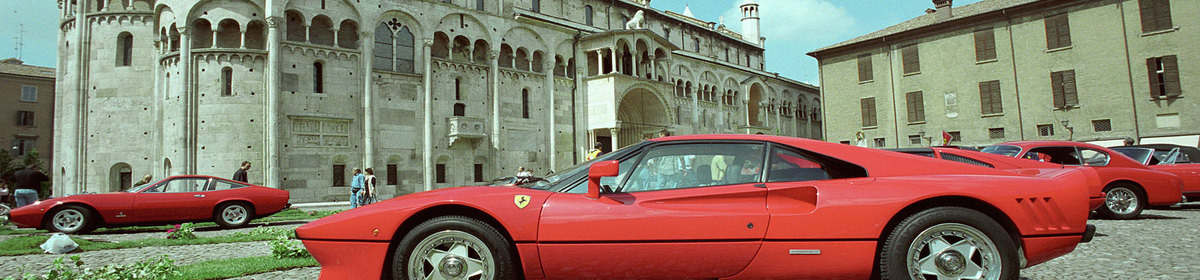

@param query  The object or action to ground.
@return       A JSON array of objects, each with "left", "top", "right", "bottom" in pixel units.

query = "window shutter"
[
  {"left": 858, "top": 54, "right": 873, "bottom": 82},
  {"left": 1063, "top": 70, "right": 1078, "bottom": 106},
  {"left": 1045, "top": 15, "right": 1059, "bottom": 49},
  {"left": 903, "top": 45, "right": 920, "bottom": 74},
  {"left": 1148, "top": 57, "right": 1163, "bottom": 98},
  {"left": 1051, "top": 72, "right": 1066, "bottom": 108},
  {"left": 1057, "top": 15, "right": 1072, "bottom": 48},
  {"left": 1139, "top": 0, "right": 1157, "bottom": 33},
  {"left": 1156, "top": 0, "right": 1173, "bottom": 31},
  {"left": 974, "top": 28, "right": 996, "bottom": 61},
  {"left": 990, "top": 81, "right": 1003, "bottom": 114},
  {"left": 915, "top": 92, "right": 925, "bottom": 122},
  {"left": 1163, "top": 55, "right": 1181, "bottom": 97},
  {"left": 861, "top": 98, "right": 876, "bottom": 127},
  {"left": 979, "top": 82, "right": 992, "bottom": 114}
]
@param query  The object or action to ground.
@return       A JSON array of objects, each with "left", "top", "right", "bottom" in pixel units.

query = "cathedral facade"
[{"left": 55, "top": 0, "right": 821, "bottom": 202}]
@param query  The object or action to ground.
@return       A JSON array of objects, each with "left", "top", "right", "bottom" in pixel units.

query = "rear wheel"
[
  {"left": 214, "top": 203, "right": 253, "bottom": 228},
  {"left": 880, "top": 207, "right": 1018, "bottom": 280},
  {"left": 1096, "top": 184, "right": 1143, "bottom": 220},
  {"left": 391, "top": 215, "right": 516, "bottom": 280},
  {"left": 45, "top": 205, "right": 97, "bottom": 234}
]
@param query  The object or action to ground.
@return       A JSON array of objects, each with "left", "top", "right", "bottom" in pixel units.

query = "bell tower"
[{"left": 740, "top": 0, "right": 761, "bottom": 45}]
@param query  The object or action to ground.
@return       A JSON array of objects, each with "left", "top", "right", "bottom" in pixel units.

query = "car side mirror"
[{"left": 587, "top": 160, "right": 620, "bottom": 199}]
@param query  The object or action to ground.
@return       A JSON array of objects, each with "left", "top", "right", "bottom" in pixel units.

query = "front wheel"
[
  {"left": 391, "top": 216, "right": 516, "bottom": 280},
  {"left": 45, "top": 205, "right": 96, "bottom": 234},
  {"left": 880, "top": 207, "right": 1019, "bottom": 280},
  {"left": 214, "top": 203, "right": 253, "bottom": 228},
  {"left": 1096, "top": 184, "right": 1143, "bottom": 219}
]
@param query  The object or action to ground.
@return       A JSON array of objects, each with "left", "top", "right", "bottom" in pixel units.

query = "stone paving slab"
[{"left": 0, "top": 241, "right": 271, "bottom": 277}]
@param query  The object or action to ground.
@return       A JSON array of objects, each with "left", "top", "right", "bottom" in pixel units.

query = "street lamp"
[{"left": 1060, "top": 119, "right": 1074, "bottom": 141}]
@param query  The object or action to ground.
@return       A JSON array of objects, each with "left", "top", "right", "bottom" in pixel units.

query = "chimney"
[{"left": 933, "top": 0, "right": 953, "bottom": 20}]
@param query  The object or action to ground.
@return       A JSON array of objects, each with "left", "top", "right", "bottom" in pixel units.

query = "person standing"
[
  {"left": 13, "top": 164, "right": 50, "bottom": 208},
  {"left": 363, "top": 168, "right": 377, "bottom": 205},
  {"left": 350, "top": 168, "right": 365, "bottom": 208},
  {"left": 586, "top": 144, "right": 603, "bottom": 161},
  {"left": 232, "top": 161, "right": 251, "bottom": 183}
]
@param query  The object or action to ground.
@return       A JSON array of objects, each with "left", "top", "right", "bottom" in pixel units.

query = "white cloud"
[{"left": 720, "top": 0, "right": 856, "bottom": 43}]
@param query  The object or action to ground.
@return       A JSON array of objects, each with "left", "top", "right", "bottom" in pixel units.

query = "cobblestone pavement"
[
  {"left": 4, "top": 204, "right": 1198, "bottom": 279},
  {"left": 1020, "top": 205, "right": 1200, "bottom": 279}
]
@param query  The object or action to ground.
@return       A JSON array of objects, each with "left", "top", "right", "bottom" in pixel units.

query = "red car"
[
  {"left": 298, "top": 135, "right": 1096, "bottom": 279},
  {"left": 1111, "top": 144, "right": 1200, "bottom": 202},
  {"left": 982, "top": 141, "right": 1183, "bottom": 219},
  {"left": 891, "top": 147, "right": 1105, "bottom": 210},
  {"left": 9, "top": 175, "right": 290, "bottom": 233}
]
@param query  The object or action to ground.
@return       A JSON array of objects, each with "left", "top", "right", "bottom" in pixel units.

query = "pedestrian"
[
  {"left": 586, "top": 144, "right": 603, "bottom": 161},
  {"left": 363, "top": 168, "right": 377, "bottom": 205},
  {"left": 350, "top": 168, "right": 365, "bottom": 208},
  {"left": 516, "top": 167, "right": 532, "bottom": 178},
  {"left": 1123, "top": 137, "right": 1136, "bottom": 146},
  {"left": 12, "top": 164, "right": 50, "bottom": 208},
  {"left": 132, "top": 174, "right": 153, "bottom": 189},
  {"left": 232, "top": 161, "right": 251, "bottom": 183}
]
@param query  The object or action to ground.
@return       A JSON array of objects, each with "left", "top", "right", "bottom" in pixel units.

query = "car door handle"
[{"left": 194, "top": 194, "right": 205, "bottom": 198}]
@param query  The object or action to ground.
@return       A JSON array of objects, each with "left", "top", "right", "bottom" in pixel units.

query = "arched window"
[
  {"left": 532, "top": 0, "right": 541, "bottom": 12},
  {"left": 373, "top": 23, "right": 394, "bottom": 71},
  {"left": 585, "top": 6, "right": 594, "bottom": 26},
  {"left": 454, "top": 78, "right": 462, "bottom": 100},
  {"left": 531, "top": 51, "right": 544, "bottom": 73},
  {"left": 499, "top": 44, "right": 514, "bottom": 68},
  {"left": 515, "top": 48, "right": 530, "bottom": 71},
  {"left": 216, "top": 19, "right": 241, "bottom": 48},
  {"left": 313, "top": 62, "right": 324, "bottom": 93},
  {"left": 192, "top": 19, "right": 213, "bottom": 48},
  {"left": 397, "top": 26, "right": 415, "bottom": 73},
  {"left": 476, "top": 0, "right": 485, "bottom": 11},
  {"left": 693, "top": 37, "right": 700, "bottom": 52},
  {"left": 432, "top": 32, "right": 450, "bottom": 58},
  {"left": 245, "top": 21, "right": 266, "bottom": 49},
  {"left": 285, "top": 10, "right": 305, "bottom": 42},
  {"left": 116, "top": 32, "right": 133, "bottom": 66},
  {"left": 310, "top": 16, "right": 335, "bottom": 46},
  {"left": 337, "top": 20, "right": 359, "bottom": 49},
  {"left": 473, "top": 40, "right": 489, "bottom": 62},
  {"left": 521, "top": 89, "right": 530, "bottom": 119},
  {"left": 221, "top": 67, "right": 233, "bottom": 96}
]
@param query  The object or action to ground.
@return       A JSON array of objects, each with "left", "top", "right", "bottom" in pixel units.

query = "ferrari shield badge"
[{"left": 514, "top": 195, "right": 532, "bottom": 209}]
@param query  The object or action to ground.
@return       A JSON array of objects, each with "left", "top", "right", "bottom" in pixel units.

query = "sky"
[{"left": 1, "top": 0, "right": 984, "bottom": 85}]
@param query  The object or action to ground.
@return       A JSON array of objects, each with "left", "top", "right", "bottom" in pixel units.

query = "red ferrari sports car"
[
  {"left": 298, "top": 135, "right": 1096, "bottom": 279},
  {"left": 9, "top": 175, "right": 290, "bottom": 233},
  {"left": 1111, "top": 144, "right": 1200, "bottom": 202},
  {"left": 890, "top": 147, "right": 1105, "bottom": 211},
  {"left": 982, "top": 141, "right": 1183, "bottom": 219}
]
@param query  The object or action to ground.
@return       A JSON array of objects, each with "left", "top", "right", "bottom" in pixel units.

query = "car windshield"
[
  {"left": 521, "top": 142, "right": 643, "bottom": 190},
  {"left": 1111, "top": 147, "right": 1153, "bottom": 164},
  {"left": 981, "top": 145, "right": 1022, "bottom": 157}
]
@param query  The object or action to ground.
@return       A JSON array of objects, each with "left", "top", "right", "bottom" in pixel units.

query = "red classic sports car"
[
  {"left": 982, "top": 141, "right": 1184, "bottom": 219},
  {"left": 1111, "top": 144, "right": 1200, "bottom": 202},
  {"left": 9, "top": 175, "right": 290, "bottom": 233},
  {"left": 890, "top": 147, "right": 1105, "bottom": 210},
  {"left": 298, "top": 135, "right": 1096, "bottom": 279}
]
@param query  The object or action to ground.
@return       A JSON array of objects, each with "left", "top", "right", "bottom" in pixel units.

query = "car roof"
[{"left": 995, "top": 140, "right": 1108, "bottom": 150}]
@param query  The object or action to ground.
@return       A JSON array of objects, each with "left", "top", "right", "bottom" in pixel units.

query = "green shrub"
[
  {"left": 268, "top": 235, "right": 309, "bottom": 259},
  {"left": 4, "top": 255, "right": 180, "bottom": 280},
  {"left": 165, "top": 223, "right": 197, "bottom": 240}
]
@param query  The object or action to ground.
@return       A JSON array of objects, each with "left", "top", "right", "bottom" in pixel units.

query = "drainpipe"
[
  {"left": 1117, "top": 1, "right": 1141, "bottom": 142},
  {"left": 1003, "top": 9, "right": 1026, "bottom": 140}
]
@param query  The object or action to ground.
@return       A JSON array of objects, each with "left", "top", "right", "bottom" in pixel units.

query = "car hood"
[{"left": 296, "top": 186, "right": 555, "bottom": 242}]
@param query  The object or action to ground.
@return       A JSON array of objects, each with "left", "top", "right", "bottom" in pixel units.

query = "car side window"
[
  {"left": 1080, "top": 149, "right": 1109, "bottom": 166},
  {"left": 1027, "top": 147, "right": 1081, "bottom": 165},
  {"left": 767, "top": 148, "right": 831, "bottom": 182},
  {"left": 941, "top": 153, "right": 995, "bottom": 168},
  {"left": 145, "top": 178, "right": 208, "bottom": 193},
  {"left": 209, "top": 180, "right": 247, "bottom": 191},
  {"left": 620, "top": 143, "right": 765, "bottom": 193}
]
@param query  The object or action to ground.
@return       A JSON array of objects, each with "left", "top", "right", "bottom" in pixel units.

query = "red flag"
[{"left": 942, "top": 131, "right": 952, "bottom": 145}]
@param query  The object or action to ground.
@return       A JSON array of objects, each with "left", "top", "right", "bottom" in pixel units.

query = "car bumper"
[{"left": 299, "top": 239, "right": 390, "bottom": 279}]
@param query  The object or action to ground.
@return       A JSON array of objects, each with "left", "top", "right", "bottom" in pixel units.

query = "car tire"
[
  {"left": 1096, "top": 183, "right": 1143, "bottom": 220},
  {"left": 44, "top": 205, "right": 97, "bottom": 234},
  {"left": 391, "top": 215, "right": 516, "bottom": 280},
  {"left": 214, "top": 202, "right": 253, "bottom": 228},
  {"left": 879, "top": 207, "right": 1019, "bottom": 280}
]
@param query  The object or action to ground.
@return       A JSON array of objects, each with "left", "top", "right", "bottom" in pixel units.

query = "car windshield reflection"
[{"left": 981, "top": 145, "right": 1022, "bottom": 157}]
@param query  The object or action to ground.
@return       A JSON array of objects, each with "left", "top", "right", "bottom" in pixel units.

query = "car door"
[
  {"left": 132, "top": 177, "right": 214, "bottom": 222},
  {"left": 537, "top": 142, "right": 770, "bottom": 279}
]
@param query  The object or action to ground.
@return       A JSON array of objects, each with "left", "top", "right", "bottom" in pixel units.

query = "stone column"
[
  {"left": 361, "top": 30, "right": 375, "bottom": 170},
  {"left": 631, "top": 51, "right": 638, "bottom": 77},
  {"left": 65, "top": 0, "right": 89, "bottom": 195},
  {"left": 265, "top": 16, "right": 283, "bottom": 188},
  {"left": 609, "top": 48, "right": 617, "bottom": 74},
  {"left": 609, "top": 128, "right": 619, "bottom": 151},
  {"left": 489, "top": 50, "right": 501, "bottom": 150},
  {"left": 240, "top": 31, "right": 247, "bottom": 48},
  {"left": 544, "top": 53, "right": 556, "bottom": 169},
  {"left": 331, "top": 28, "right": 339, "bottom": 47},
  {"left": 179, "top": 26, "right": 194, "bottom": 174},
  {"left": 648, "top": 54, "right": 656, "bottom": 78},
  {"left": 211, "top": 31, "right": 217, "bottom": 49},
  {"left": 594, "top": 50, "right": 603, "bottom": 74},
  {"left": 422, "top": 38, "right": 434, "bottom": 191},
  {"left": 304, "top": 24, "right": 311, "bottom": 43}
]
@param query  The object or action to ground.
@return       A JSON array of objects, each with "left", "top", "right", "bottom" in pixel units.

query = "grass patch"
[
  {"left": 0, "top": 233, "right": 279, "bottom": 256},
  {"left": 0, "top": 208, "right": 338, "bottom": 236},
  {"left": 177, "top": 255, "right": 318, "bottom": 280}
]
